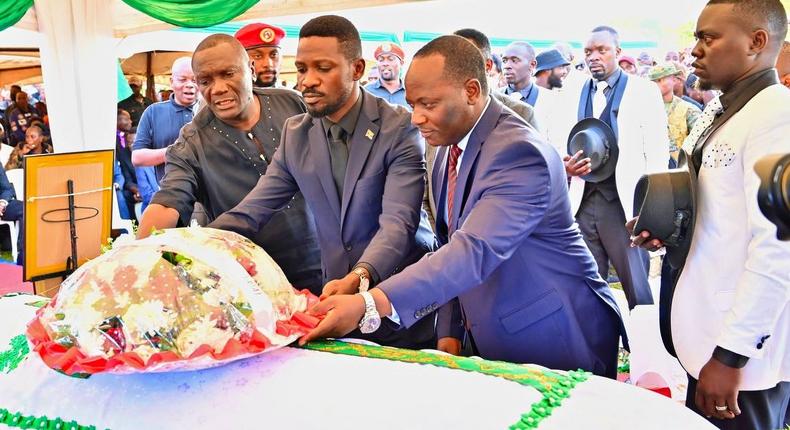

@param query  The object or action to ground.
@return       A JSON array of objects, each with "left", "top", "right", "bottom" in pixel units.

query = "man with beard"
[
  {"left": 117, "top": 76, "right": 152, "bottom": 126},
  {"left": 137, "top": 34, "right": 323, "bottom": 294},
  {"left": 535, "top": 49, "right": 570, "bottom": 90},
  {"left": 631, "top": 1, "right": 790, "bottom": 427},
  {"left": 210, "top": 16, "right": 436, "bottom": 349},
  {"left": 298, "top": 35, "right": 625, "bottom": 378},
  {"left": 235, "top": 23, "right": 285, "bottom": 88},
  {"left": 132, "top": 57, "right": 198, "bottom": 185},
  {"left": 564, "top": 25, "right": 668, "bottom": 310},
  {"left": 364, "top": 42, "right": 408, "bottom": 107}
]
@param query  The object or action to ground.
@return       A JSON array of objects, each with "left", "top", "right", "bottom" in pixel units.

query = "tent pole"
[{"left": 146, "top": 51, "right": 155, "bottom": 101}]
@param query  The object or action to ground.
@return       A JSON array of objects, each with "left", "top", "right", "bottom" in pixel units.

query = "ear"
[
  {"left": 464, "top": 78, "right": 483, "bottom": 105},
  {"left": 352, "top": 58, "right": 367, "bottom": 82},
  {"left": 248, "top": 59, "right": 255, "bottom": 76},
  {"left": 485, "top": 58, "right": 493, "bottom": 74},
  {"left": 615, "top": 46, "right": 622, "bottom": 58},
  {"left": 750, "top": 29, "right": 769, "bottom": 55}
]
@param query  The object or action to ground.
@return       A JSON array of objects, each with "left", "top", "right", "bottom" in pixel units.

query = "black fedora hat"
[
  {"left": 632, "top": 151, "right": 697, "bottom": 269},
  {"left": 567, "top": 118, "right": 618, "bottom": 183},
  {"left": 754, "top": 153, "right": 790, "bottom": 241}
]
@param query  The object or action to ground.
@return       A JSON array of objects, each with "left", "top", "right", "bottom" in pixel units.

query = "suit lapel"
[
  {"left": 450, "top": 97, "right": 503, "bottom": 232},
  {"left": 341, "top": 92, "right": 380, "bottom": 226},
  {"left": 309, "top": 120, "right": 342, "bottom": 222}
]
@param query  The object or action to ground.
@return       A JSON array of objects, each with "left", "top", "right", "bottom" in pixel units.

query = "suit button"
[
  {"left": 344, "top": 244, "right": 352, "bottom": 251},
  {"left": 414, "top": 311, "right": 421, "bottom": 319}
]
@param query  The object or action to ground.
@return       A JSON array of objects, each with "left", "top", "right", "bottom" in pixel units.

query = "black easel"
[{"left": 64, "top": 179, "right": 78, "bottom": 275}]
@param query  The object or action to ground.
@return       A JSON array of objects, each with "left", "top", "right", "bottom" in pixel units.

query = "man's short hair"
[
  {"left": 414, "top": 35, "right": 488, "bottom": 94},
  {"left": 707, "top": 0, "right": 788, "bottom": 45},
  {"left": 591, "top": 25, "right": 620, "bottom": 48},
  {"left": 299, "top": 15, "right": 362, "bottom": 61},
  {"left": 193, "top": 34, "right": 248, "bottom": 69},
  {"left": 506, "top": 41, "right": 537, "bottom": 62},
  {"left": 453, "top": 28, "right": 492, "bottom": 61}
]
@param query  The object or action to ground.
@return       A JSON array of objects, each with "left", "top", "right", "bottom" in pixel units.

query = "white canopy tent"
[
  {"left": 2, "top": 0, "right": 751, "bottom": 154},
  {"left": 3, "top": 0, "right": 418, "bottom": 154}
]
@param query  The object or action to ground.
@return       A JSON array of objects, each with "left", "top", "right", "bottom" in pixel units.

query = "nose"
[
  {"left": 411, "top": 109, "right": 426, "bottom": 127},
  {"left": 300, "top": 69, "right": 319, "bottom": 90},
  {"left": 691, "top": 41, "right": 703, "bottom": 61},
  {"left": 211, "top": 78, "right": 229, "bottom": 96}
]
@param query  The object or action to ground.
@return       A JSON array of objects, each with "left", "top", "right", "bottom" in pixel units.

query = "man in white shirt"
[{"left": 632, "top": 1, "right": 790, "bottom": 428}]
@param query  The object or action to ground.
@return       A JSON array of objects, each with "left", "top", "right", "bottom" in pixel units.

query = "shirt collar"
[
  {"left": 508, "top": 81, "right": 535, "bottom": 98},
  {"left": 596, "top": 68, "right": 623, "bottom": 89},
  {"left": 719, "top": 68, "right": 777, "bottom": 112},
  {"left": 456, "top": 96, "right": 492, "bottom": 152},
  {"left": 322, "top": 89, "right": 364, "bottom": 137},
  {"left": 169, "top": 93, "right": 195, "bottom": 112},
  {"left": 373, "top": 78, "right": 405, "bottom": 92}
]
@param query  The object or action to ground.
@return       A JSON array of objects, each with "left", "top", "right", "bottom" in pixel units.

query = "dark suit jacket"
[
  {"left": 211, "top": 90, "right": 436, "bottom": 347},
  {"left": 380, "top": 98, "right": 627, "bottom": 371},
  {"left": 116, "top": 134, "right": 138, "bottom": 193}
]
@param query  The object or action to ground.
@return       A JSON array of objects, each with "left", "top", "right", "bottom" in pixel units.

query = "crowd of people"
[{"left": 0, "top": 0, "right": 788, "bottom": 428}]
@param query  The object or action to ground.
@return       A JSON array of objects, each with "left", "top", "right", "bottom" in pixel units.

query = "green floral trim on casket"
[
  {"left": 0, "top": 408, "right": 98, "bottom": 430},
  {"left": 302, "top": 340, "right": 590, "bottom": 429},
  {"left": 0, "top": 335, "right": 29, "bottom": 373}
]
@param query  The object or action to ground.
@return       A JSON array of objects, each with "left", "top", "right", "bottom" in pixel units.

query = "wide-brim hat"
[
  {"left": 567, "top": 118, "right": 618, "bottom": 183},
  {"left": 535, "top": 49, "right": 570, "bottom": 74},
  {"left": 632, "top": 151, "right": 697, "bottom": 268},
  {"left": 754, "top": 153, "right": 790, "bottom": 241}
]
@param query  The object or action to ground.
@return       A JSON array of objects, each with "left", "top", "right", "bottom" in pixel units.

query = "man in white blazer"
[
  {"left": 565, "top": 26, "right": 668, "bottom": 310},
  {"left": 632, "top": 1, "right": 790, "bottom": 428}
]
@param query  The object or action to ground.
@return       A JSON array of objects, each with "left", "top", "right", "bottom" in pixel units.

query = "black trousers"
[
  {"left": 576, "top": 192, "right": 653, "bottom": 309},
  {"left": 686, "top": 375, "right": 790, "bottom": 430}
]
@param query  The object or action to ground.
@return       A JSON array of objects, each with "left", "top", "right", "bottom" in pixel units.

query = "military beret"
[{"left": 235, "top": 23, "right": 285, "bottom": 49}]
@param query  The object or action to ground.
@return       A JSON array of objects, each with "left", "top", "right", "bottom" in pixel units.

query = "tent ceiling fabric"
[
  {"left": 0, "top": 0, "right": 34, "bottom": 32},
  {"left": 119, "top": 51, "right": 192, "bottom": 76},
  {"left": 120, "top": 0, "right": 259, "bottom": 28}
]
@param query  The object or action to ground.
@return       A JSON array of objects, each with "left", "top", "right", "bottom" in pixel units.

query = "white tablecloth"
[{"left": 0, "top": 294, "right": 713, "bottom": 429}]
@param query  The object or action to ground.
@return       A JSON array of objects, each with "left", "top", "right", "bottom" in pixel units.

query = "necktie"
[
  {"left": 684, "top": 96, "right": 724, "bottom": 171},
  {"left": 592, "top": 80, "right": 609, "bottom": 118},
  {"left": 447, "top": 144, "right": 463, "bottom": 231},
  {"left": 327, "top": 124, "right": 348, "bottom": 198}
]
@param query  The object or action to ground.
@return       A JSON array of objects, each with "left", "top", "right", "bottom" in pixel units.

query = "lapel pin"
[{"left": 365, "top": 129, "right": 375, "bottom": 140}]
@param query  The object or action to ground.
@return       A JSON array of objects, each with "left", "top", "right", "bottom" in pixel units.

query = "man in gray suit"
[{"left": 210, "top": 15, "right": 436, "bottom": 349}]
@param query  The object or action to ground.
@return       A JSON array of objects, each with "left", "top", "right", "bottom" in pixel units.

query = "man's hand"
[
  {"left": 563, "top": 150, "right": 592, "bottom": 177},
  {"left": 298, "top": 294, "right": 366, "bottom": 345},
  {"left": 437, "top": 337, "right": 462, "bottom": 356},
  {"left": 321, "top": 272, "right": 361, "bottom": 299},
  {"left": 625, "top": 217, "right": 664, "bottom": 252},
  {"left": 129, "top": 185, "right": 142, "bottom": 203},
  {"left": 695, "top": 356, "right": 742, "bottom": 419}
]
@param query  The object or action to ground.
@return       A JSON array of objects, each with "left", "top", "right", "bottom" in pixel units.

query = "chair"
[{"left": 0, "top": 168, "right": 24, "bottom": 263}]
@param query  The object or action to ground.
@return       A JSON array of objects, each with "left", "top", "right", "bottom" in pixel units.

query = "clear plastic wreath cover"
[{"left": 26, "top": 227, "right": 321, "bottom": 375}]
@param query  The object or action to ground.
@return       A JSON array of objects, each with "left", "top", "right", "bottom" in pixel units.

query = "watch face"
[{"left": 360, "top": 314, "right": 381, "bottom": 334}]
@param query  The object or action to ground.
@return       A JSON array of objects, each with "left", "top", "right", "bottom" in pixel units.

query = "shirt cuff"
[
  {"left": 387, "top": 303, "right": 401, "bottom": 325},
  {"left": 354, "top": 262, "right": 380, "bottom": 285},
  {"left": 712, "top": 346, "right": 750, "bottom": 369}
]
